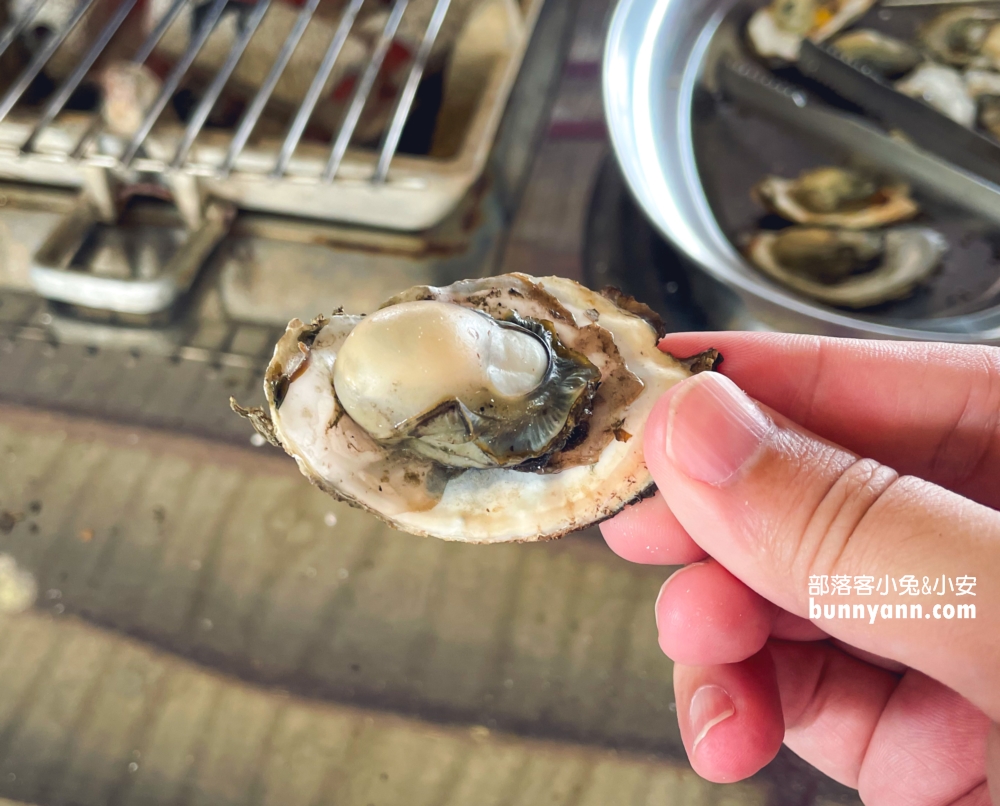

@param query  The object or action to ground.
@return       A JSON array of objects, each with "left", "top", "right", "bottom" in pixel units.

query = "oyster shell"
[
  {"left": 979, "top": 94, "right": 1000, "bottom": 140},
  {"left": 234, "top": 275, "right": 719, "bottom": 543},
  {"left": 920, "top": 7, "right": 1000, "bottom": 68},
  {"left": 964, "top": 68, "right": 1000, "bottom": 98},
  {"left": 896, "top": 63, "right": 976, "bottom": 127},
  {"left": 754, "top": 167, "right": 919, "bottom": 228},
  {"left": 747, "top": 226, "right": 947, "bottom": 307},
  {"left": 747, "top": 0, "right": 876, "bottom": 62},
  {"left": 830, "top": 29, "right": 922, "bottom": 77}
]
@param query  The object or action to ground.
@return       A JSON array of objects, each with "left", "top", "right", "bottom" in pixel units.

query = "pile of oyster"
[
  {"left": 744, "top": 166, "right": 946, "bottom": 307},
  {"left": 748, "top": 0, "right": 1000, "bottom": 139},
  {"left": 234, "top": 274, "right": 720, "bottom": 542}
]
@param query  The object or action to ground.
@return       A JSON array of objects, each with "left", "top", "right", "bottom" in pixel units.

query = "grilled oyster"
[
  {"left": 747, "top": 0, "right": 876, "bottom": 62},
  {"left": 754, "top": 167, "right": 919, "bottom": 228},
  {"left": 920, "top": 7, "right": 1000, "bottom": 68},
  {"left": 896, "top": 63, "right": 976, "bottom": 127},
  {"left": 233, "top": 275, "right": 719, "bottom": 543},
  {"left": 747, "top": 226, "right": 947, "bottom": 307},
  {"left": 830, "top": 29, "right": 922, "bottom": 77}
]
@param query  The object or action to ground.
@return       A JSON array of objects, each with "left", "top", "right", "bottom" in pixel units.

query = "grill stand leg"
[{"left": 29, "top": 164, "right": 234, "bottom": 317}]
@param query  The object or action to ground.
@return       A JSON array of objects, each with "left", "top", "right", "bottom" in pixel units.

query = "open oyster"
[
  {"left": 747, "top": 226, "right": 947, "bottom": 307},
  {"left": 895, "top": 63, "right": 976, "bottom": 127},
  {"left": 233, "top": 275, "right": 719, "bottom": 543},
  {"left": 920, "top": 7, "right": 1000, "bottom": 69},
  {"left": 747, "top": 0, "right": 876, "bottom": 62},
  {"left": 830, "top": 29, "right": 922, "bottom": 77},
  {"left": 754, "top": 167, "right": 919, "bottom": 228}
]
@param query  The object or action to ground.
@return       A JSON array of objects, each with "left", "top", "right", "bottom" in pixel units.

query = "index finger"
[{"left": 659, "top": 333, "right": 1000, "bottom": 508}]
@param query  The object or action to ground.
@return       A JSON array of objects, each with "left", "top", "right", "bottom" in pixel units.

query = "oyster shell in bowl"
[
  {"left": 747, "top": 0, "right": 876, "bottom": 62},
  {"left": 747, "top": 226, "right": 947, "bottom": 308},
  {"left": 829, "top": 29, "right": 921, "bottom": 78},
  {"left": 895, "top": 63, "right": 977, "bottom": 127},
  {"left": 233, "top": 274, "right": 719, "bottom": 543},
  {"left": 919, "top": 6, "right": 1000, "bottom": 69},
  {"left": 753, "top": 167, "right": 919, "bottom": 229}
]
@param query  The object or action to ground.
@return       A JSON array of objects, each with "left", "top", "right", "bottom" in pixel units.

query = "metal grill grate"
[{"left": 0, "top": 0, "right": 538, "bottom": 229}]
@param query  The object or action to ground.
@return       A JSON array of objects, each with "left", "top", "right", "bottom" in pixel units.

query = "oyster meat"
[
  {"left": 747, "top": 0, "right": 876, "bottom": 62},
  {"left": 747, "top": 226, "right": 947, "bottom": 307},
  {"left": 234, "top": 274, "right": 719, "bottom": 543},
  {"left": 895, "top": 63, "right": 977, "bottom": 127},
  {"left": 754, "top": 166, "right": 919, "bottom": 228}
]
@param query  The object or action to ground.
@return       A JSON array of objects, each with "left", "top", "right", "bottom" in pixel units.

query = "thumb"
[
  {"left": 646, "top": 371, "right": 1000, "bottom": 720},
  {"left": 989, "top": 721, "right": 1000, "bottom": 805}
]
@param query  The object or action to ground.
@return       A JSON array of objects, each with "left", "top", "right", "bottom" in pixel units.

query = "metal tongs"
[
  {"left": 798, "top": 39, "right": 1000, "bottom": 186},
  {"left": 718, "top": 48, "right": 1000, "bottom": 226}
]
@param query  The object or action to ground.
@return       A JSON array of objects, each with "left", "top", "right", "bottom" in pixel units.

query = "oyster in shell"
[
  {"left": 830, "top": 29, "right": 922, "bottom": 77},
  {"left": 747, "top": 0, "right": 876, "bottom": 62},
  {"left": 920, "top": 7, "right": 1000, "bottom": 68},
  {"left": 754, "top": 167, "right": 919, "bottom": 228},
  {"left": 234, "top": 275, "right": 719, "bottom": 543},
  {"left": 896, "top": 63, "right": 977, "bottom": 127},
  {"left": 747, "top": 226, "right": 947, "bottom": 307}
]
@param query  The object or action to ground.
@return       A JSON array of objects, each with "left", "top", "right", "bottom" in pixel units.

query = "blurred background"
[{"left": 0, "top": 0, "right": 898, "bottom": 799}]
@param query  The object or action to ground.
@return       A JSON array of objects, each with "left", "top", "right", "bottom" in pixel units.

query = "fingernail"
[
  {"left": 666, "top": 373, "right": 771, "bottom": 485},
  {"left": 689, "top": 684, "right": 735, "bottom": 754},
  {"left": 654, "top": 562, "right": 707, "bottom": 632}
]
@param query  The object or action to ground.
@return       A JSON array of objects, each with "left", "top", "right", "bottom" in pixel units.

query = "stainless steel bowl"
[{"left": 602, "top": 0, "right": 1000, "bottom": 343}]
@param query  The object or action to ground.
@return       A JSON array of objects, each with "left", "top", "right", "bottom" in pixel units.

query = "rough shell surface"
[{"left": 242, "top": 275, "right": 714, "bottom": 543}]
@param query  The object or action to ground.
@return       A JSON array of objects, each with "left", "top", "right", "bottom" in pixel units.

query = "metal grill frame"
[{"left": 0, "top": 0, "right": 543, "bottom": 231}]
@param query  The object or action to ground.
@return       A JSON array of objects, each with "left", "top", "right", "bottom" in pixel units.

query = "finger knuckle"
[
  {"left": 792, "top": 457, "right": 899, "bottom": 584},
  {"left": 929, "top": 345, "right": 1000, "bottom": 486}
]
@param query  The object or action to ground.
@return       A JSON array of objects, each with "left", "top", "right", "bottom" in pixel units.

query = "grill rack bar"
[
  {"left": 322, "top": 0, "right": 408, "bottom": 182},
  {"left": 1, "top": 0, "right": 466, "bottom": 185},
  {"left": 0, "top": 0, "right": 98, "bottom": 124},
  {"left": 68, "top": 0, "right": 192, "bottom": 160},
  {"left": 120, "top": 0, "right": 230, "bottom": 167},
  {"left": 373, "top": 0, "right": 450, "bottom": 182},
  {"left": 270, "top": 0, "right": 366, "bottom": 178},
  {"left": 0, "top": 0, "right": 47, "bottom": 60},
  {"left": 218, "top": 0, "right": 321, "bottom": 176},
  {"left": 170, "top": 0, "right": 271, "bottom": 169},
  {"left": 21, "top": 0, "right": 142, "bottom": 155}
]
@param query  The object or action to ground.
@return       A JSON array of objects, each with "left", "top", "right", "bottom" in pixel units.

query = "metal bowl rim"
[{"left": 601, "top": 0, "right": 1000, "bottom": 342}]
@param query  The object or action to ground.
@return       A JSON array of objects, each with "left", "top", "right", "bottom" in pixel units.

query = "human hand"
[{"left": 600, "top": 333, "right": 1000, "bottom": 804}]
